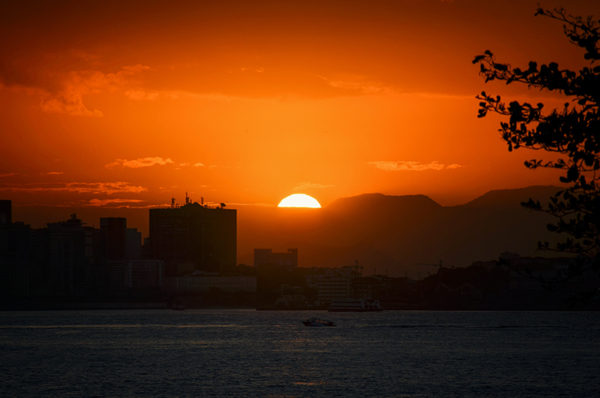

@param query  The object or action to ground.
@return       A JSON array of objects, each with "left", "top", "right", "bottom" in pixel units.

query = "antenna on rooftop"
[
  {"left": 185, "top": 192, "right": 190, "bottom": 205},
  {"left": 171, "top": 197, "right": 176, "bottom": 208}
]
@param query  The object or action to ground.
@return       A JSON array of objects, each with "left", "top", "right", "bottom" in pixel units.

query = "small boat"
[{"left": 303, "top": 317, "right": 336, "bottom": 327}]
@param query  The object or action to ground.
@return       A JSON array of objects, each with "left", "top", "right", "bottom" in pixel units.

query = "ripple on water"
[{"left": 0, "top": 310, "right": 599, "bottom": 397}]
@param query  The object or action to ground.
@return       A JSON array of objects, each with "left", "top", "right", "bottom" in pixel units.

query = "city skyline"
[{"left": 0, "top": 184, "right": 565, "bottom": 274}]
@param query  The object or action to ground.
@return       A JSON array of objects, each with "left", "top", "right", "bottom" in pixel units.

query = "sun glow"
[{"left": 278, "top": 193, "right": 322, "bottom": 208}]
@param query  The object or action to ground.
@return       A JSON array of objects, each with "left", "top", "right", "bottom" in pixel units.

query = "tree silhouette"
[{"left": 473, "top": 8, "right": 599, "bottom": 277}]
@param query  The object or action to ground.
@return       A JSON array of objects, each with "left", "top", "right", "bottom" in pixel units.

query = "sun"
[{"left": 278, "top": 193, "right": 322, "bottom": 208}]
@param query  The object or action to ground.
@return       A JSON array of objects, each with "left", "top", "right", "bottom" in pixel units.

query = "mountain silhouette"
[
  {"left": 461, "top": 186, "right": 559, "bottom": 208},
  {"left": 237, "top": 186, "right": 562, "bottom": 276}
]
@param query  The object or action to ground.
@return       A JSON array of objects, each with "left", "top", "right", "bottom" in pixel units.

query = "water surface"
[{"left": 1, "top": 310, "right": 599, "bottom": 397}]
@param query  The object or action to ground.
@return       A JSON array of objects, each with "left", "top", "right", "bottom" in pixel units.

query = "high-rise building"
[
  {"left": 0, "top": 200, "right": 11, "bottom": 225},
  {"left": 100, "top": 217, "right": 128, "bottom": 294},
  {"left": 40, "top": 215, "right": 89, "bottom": 297},
  {"left": 126, "top": 228, "right": 142, "bottom": 260},
  {"left": 149, "top": 202, "right": 236, "bottom": 275},
  {"left": 100, "top": 217, "right": 127, "bottom": 260},
  {"left": 0, "top": 217, "right": 31, "bottom": 297}
]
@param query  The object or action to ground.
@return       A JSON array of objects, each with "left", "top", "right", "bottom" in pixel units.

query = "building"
[
  {"left": 0, "top": 200, "right": 11, "bottom": 225},
  {"left": 165, "top": 274, "right": 256, "bottom": 295},
  {"left": 100, "top": 217, "right": 127, "bottom": 260},
  {"left": 254, "top": 248, "right": 298, "bottom": 269},
  {"left": 149, "top": 202, "right": 236, "bottom": 275},
  {"left": 310, "top": 265, "right": 362, "bottom": 305},
  {"left": 99, "top": 217, "right": 128, "bottom": 294},
  {"left": 127, "top": 259, "right": 164, "bottom": 291},
  {"left": 37, "top": 215, "right": 90, "bottom": 297},
  {"left": 0, "top": 201, "right": 170, "bottom": 300},
  {"left": 126, "top": 228, "right": 142, "bottom": 260},
  {"left": 0, "top": 216, "right": 31, "bottom": 298}
]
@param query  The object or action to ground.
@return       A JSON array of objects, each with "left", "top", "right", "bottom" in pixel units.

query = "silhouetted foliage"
[{"left": 473, "top": 8, "right": 600, "bottom": 274}]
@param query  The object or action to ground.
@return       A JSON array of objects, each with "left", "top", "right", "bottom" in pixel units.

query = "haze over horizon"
[{"left": 2, "top": 0, "right": 599, "bottom": 211}]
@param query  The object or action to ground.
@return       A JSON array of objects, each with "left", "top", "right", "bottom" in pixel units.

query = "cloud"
[
  {"left": 125, "top": 89, "right": 159, "bottom": 101},
  {"left": 0, "top": 172, "right": 18, "bottom": 178},
  {"left": 368, "top": 161, "right": 463, "bottom": 172},
  {"left": 0, "top": 181, "right": 146, "bottom": 195},
  {"left": 0, "top": 51, "right": 469, "bottom": 106},
  {"left": 240, "top": 66, "right": 265, "bottom": 73},
  {"left": 40, "top": 65, "right": 151, "bottom": 117},
  {"left": 319, "top": 74, "right": 393, "bottom": 95},
  {"left": 1, "top": 61, "right": 151, "bottom": 117},
  {"left": 86, "top": 198, "right": 145, "bottom": 207},
  {"left": 45, "top": 171, "right": 64, "bottom": 175},
  {"left": 292, "top": 181, "right": 335, "bottom": 191},
  {"left": 40, "top": 89, "right": 103, "bottom": 117},
  {"left": 172, "top": 161, "right": 206, "bottom": 168},
  {"left": 106, "top": 157, "right": 174, "bottom": 168}
]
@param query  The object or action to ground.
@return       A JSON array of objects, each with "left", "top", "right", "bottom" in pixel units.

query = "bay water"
[{"left": 1, "top": 310, "right": 599, "bottom": 397}]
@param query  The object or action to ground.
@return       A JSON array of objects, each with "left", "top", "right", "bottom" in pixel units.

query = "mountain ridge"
[
  {"left": 324, "top": 185, "right": 560, "bottom": 210},
  {"left": 238, "top": 185, "right": 563, "bottom": 275}
]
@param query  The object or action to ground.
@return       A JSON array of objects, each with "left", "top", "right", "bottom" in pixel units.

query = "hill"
[{"left": 237, "top": 186, "right": 561, "bottom": 277}]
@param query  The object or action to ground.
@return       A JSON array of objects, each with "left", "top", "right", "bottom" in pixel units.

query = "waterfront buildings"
[{"left": 149, "top": 202, "right": 237, "bottom": 276}]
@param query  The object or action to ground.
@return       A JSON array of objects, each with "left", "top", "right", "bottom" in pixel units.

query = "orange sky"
[{"left": 1, "top": 0, "right": 598, "bottom": 212}]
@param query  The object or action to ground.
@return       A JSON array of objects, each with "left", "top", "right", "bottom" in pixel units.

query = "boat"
[
  {"left": 303, "top": 317, "right": 336, "bottom": 327},
  {"left": 328, "top": 298, "right": 383, "bottom": 312}
]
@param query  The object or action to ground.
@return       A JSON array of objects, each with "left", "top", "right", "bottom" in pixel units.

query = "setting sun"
[{"left": 278, "top": 194, "right": 322, "bottom": 208}]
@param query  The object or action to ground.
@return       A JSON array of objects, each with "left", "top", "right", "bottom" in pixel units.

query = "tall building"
[
  {"left": 0, "top": 200, "right": 11, "bottom": 225},
  {"left": 126, "top": 228, "right": 142, "bottom": 260},
  {"left": 0, "top": 218, "right": 31, "bottom": 297},
  {"left": 100, "top": 217, "right": 127, "bottom": 260},
  {"left": 100, "top": 217, "right": 128, "bottom": 294},
  {"left": 38, "top": 215, "right": 89, "bottom": 297},
  {"left": 149, "top": 202, "right": 236, "bottom": 275}
]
